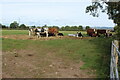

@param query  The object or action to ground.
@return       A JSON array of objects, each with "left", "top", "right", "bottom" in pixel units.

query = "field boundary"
[{"left": 110, "top": 40, "right": 120, "bottom": 79}]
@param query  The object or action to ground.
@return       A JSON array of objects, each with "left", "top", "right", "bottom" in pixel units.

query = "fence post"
[
  {"left": 110, "top": 40, "right": 120, "bottom": 80},
  {"left": 114, "top": 40, "right": 119, "bottom": 64}
]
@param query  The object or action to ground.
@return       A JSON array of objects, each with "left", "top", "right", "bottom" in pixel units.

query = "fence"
[{"left": 110, "top": 40, "right": 120, "bottom": 80}]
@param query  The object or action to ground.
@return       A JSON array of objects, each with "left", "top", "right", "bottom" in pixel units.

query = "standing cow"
[
  {"left": 87, "top": 29, "right": 97, "bottom": 37},
  {"left": 48, "top": 28, "right": 59, "bottom": 37}
]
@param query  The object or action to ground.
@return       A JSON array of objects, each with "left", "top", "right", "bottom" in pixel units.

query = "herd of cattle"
[
  {"left": 87, "top": 29, "right": 112, "bottom": 37},
  {"left": 28, "top": 27, "right": 113, "bottom": 38},
  {"left": 29, "top": 27, "right": 63, "bottom": 38}
]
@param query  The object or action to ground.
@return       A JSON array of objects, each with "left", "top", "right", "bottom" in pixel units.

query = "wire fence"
[{"left": 110, "top": 41, "right": 120, "bottom": 80}]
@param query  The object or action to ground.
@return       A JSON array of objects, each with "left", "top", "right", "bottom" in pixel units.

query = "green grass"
[
  {"left": 2, "top": 30, "right": 113, "bottom": 78},
  {"left": 2, "top": 30, "right": 28, "bottom": 35},
  {"left": 2, "top": 38, "right": 112, "bottom": 78}
]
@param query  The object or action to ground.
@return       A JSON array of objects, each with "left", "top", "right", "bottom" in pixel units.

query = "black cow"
[
  {"left": 58, "top": 33, "right": 64, "bottom": 36},
  {"left": 48, "top": 33, "right": 55, "bottom": 37},
  {"left": 78, "top": 32, "right": 83, "bottom": 37}
]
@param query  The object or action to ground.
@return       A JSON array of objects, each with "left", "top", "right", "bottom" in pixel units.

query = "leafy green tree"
[
  {"left": 2, "top": 25, "right": 7, "bottom": 28},
  {"left": 85, "top": 26, "right": 90, "bottom": 30},
  {"left": 19, "top": 24, "right": 27, "bottom": 29},
  {"left": 65, "top": 25, "right": 70, "bottom": 31},
  {"left": 0, "top": 24, "right": 2, "bottom": 28},
  {"left": 10, "top": 21, "right": 19, "bottom": 29},
  {"left": 86, "top": 0, "right": 120, "bottom": 39},
  {"left": 43, "top": 24, "right": 47, "bottom": 28},
  {"left": 52, "top": 26, "right": 59, "bottom": 29},
  {"left": 114, "top": 25, "right": 120, "bottom": 39},
  {"left": 78, "top": 25, "right": 83, "bottom": 31},
  {"left": 31, "top": 26, "right": 36, "bottom": 28},
  {"left": 60, "top": 26, "right": 65, "bottom": 31}
]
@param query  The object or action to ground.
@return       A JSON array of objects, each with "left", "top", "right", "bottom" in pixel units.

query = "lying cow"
[
  {"left": 58, "top": 33, "right": 64, "bottom": 36},
  {"left": 77, "top": 32, "right": 83, "bottom": 37},
  {"left": 68, "top": 32, "right": 83, "bottom": 37}
]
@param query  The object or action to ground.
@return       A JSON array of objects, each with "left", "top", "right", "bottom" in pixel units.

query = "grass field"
[
  {"left": 2, "top": 30, "right": 87, "bottom": 36},
  {"left": 2, "top": 30, "right": 113, "bottom": 78}
]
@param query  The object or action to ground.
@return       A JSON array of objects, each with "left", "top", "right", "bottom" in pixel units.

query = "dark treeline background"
[{"left": 0, "top": 21, "right": 90, "bottom": 31}]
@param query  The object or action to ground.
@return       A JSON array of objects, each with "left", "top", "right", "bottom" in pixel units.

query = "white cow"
[{"left": 28, "top": 27, "right": 48, "bottom": 38}]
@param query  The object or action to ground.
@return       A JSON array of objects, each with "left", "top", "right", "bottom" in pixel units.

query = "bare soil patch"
[{"left": 2, "top": 48, "right": 96, "bottom": 78}]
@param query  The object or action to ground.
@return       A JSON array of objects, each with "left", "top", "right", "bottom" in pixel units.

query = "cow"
[
  {"left": 97, "top": 29, "right": 113, "bottom": 37},
  {"left": 97, "top": 29, "right": 107, "bottom": 37},
  {"left": 48, "top": 28, "right": 59, "bottom": 36},
  {"left": 77, "top": 32, "right": 83, "bottom": 37},
  {"left": 87, "top": 29, "right": 96, "bottom": 37},
  {"left": 58, "top": 33, "right": 64, "bottom": 36},
  {"left": 29, "top": 27, "right": 48, "bottom": 38}
]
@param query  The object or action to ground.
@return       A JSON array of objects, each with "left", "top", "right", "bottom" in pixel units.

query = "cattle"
[
  {"left": 58, "top": 33, "right": 64, "bottom": 36},
  {"left": 78, "top": 32, "right": 83, "bottom": 37},
  {"left": 29, "top": 27, "right": 59, "bottom": 37},
  {"left": 68, "top": 34, "right": 76, "bottom": 37},
  {"left": 97, "top": 29, "right": 107, "bottom": 37},
  {"left": 48, "top": 28, "right": 59, "bottom": 36},
  {"left": 68, "top": 32, "right": 83, "bottom": 37},
  {"left": 97, "top": 29, "right": 106, "bottom": 34},
  {"left": 87, "top": 29, "right": 96, "bottom": 37},
  {"left": 29, "top": 28, "right": 48, "bottom": 38},
  {"left": 97, "top": 29, "right": 113, "bottom": 37},
  {"left": 48, "top": 33, "right": 55, "bottom": 37}
]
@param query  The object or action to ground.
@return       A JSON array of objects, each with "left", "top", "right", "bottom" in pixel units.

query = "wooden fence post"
[{"left": 114, "top": 40, "right": 119, "bottom": 64}]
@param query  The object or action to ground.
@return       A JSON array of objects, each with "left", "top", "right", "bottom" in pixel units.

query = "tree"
[
  {"left": 2, "top": 25, "right": 7, "bottom": 28},
  {"left": 85, "top": 26, "right": 90, "bottom": 30},
  {"left": 0, "top": 24, "right": 2, "bottom": 28},
  {"left": 19, "top": 24, "right": 27, "bottom": 29},
  {"left": 43, "top": 24, "right": 47, "bottom": 28},
  {"left": 114, "top": 25, "right": 120, "bottom": 39},
  {"left": 65, "top": 25, "right": 70, "bottom": 31},
  {"left": 52, "top": 26, "right": 59, "bottom": 29},
  {"left": 31, "top": 26, "right": 36, "bottom": 28},
  {"left": 78, "top": 25, "right": 83, "bottom": 31},
  {"left": 60, "top": 26, "right": 65, "bottom": 31},
  {"left": 10, "top": 21, "right": 19, "bottom": 29},
  {"left": 86, "top": 0, "right": 120, "bottom": 39}
]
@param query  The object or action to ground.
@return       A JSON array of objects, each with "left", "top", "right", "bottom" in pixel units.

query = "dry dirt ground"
[
  {"left": 2, "top": 35, "right": 95, "bottom": 78},
  {"left": 1, "top": 35, "right": 92, "bottom": 40}
]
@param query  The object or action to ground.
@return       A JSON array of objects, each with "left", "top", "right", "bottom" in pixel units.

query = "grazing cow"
[
  {"left": 58, "top": 33, "right": 64, "bottom": 36},
  {"left": 97, "top": 29, "right": 106, "bottom": 34},
  {"left": 105, "top": 33, "right": 112, "bottom": 37},
  {"left": 97, "top": 29, "right": 107, "bottom": 37}
]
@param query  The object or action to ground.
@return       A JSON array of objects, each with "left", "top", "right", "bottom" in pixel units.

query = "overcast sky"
[{"left": 1, "top": 0, "right": 115, "bottom": 27}]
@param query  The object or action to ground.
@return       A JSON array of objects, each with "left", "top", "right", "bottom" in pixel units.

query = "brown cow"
[
  {"left": 48, "top": 28, "right": 59, "bottom": 36},
  {"left": 87, "top": 29, "right": 96, "bottom": 37},
  {"left": 97, "top": 29, "right": 107, "bottom": 37}
]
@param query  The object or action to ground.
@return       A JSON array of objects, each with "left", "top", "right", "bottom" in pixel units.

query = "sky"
[{"left": 0, "top": 0, "right": 115, "bottom": 27}]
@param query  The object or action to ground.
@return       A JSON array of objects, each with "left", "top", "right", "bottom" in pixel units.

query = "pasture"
[{"left": 1, "top": 30, "right": 113, "bottom": 78}]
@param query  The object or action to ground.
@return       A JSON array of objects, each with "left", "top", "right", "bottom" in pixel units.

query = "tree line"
[{"left": 0, "top": 21, "right": 90, "bottom": 31}]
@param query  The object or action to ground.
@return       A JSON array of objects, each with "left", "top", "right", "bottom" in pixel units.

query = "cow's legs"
[
  {"left": 45, "top": 31, "right": 48, "bottom": 37},
  {"left": 29, "top": 31, "right": 31, "bottom": 36},
  {"left": 36, "top": 32, "right": 41, "bottom": 38}
]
